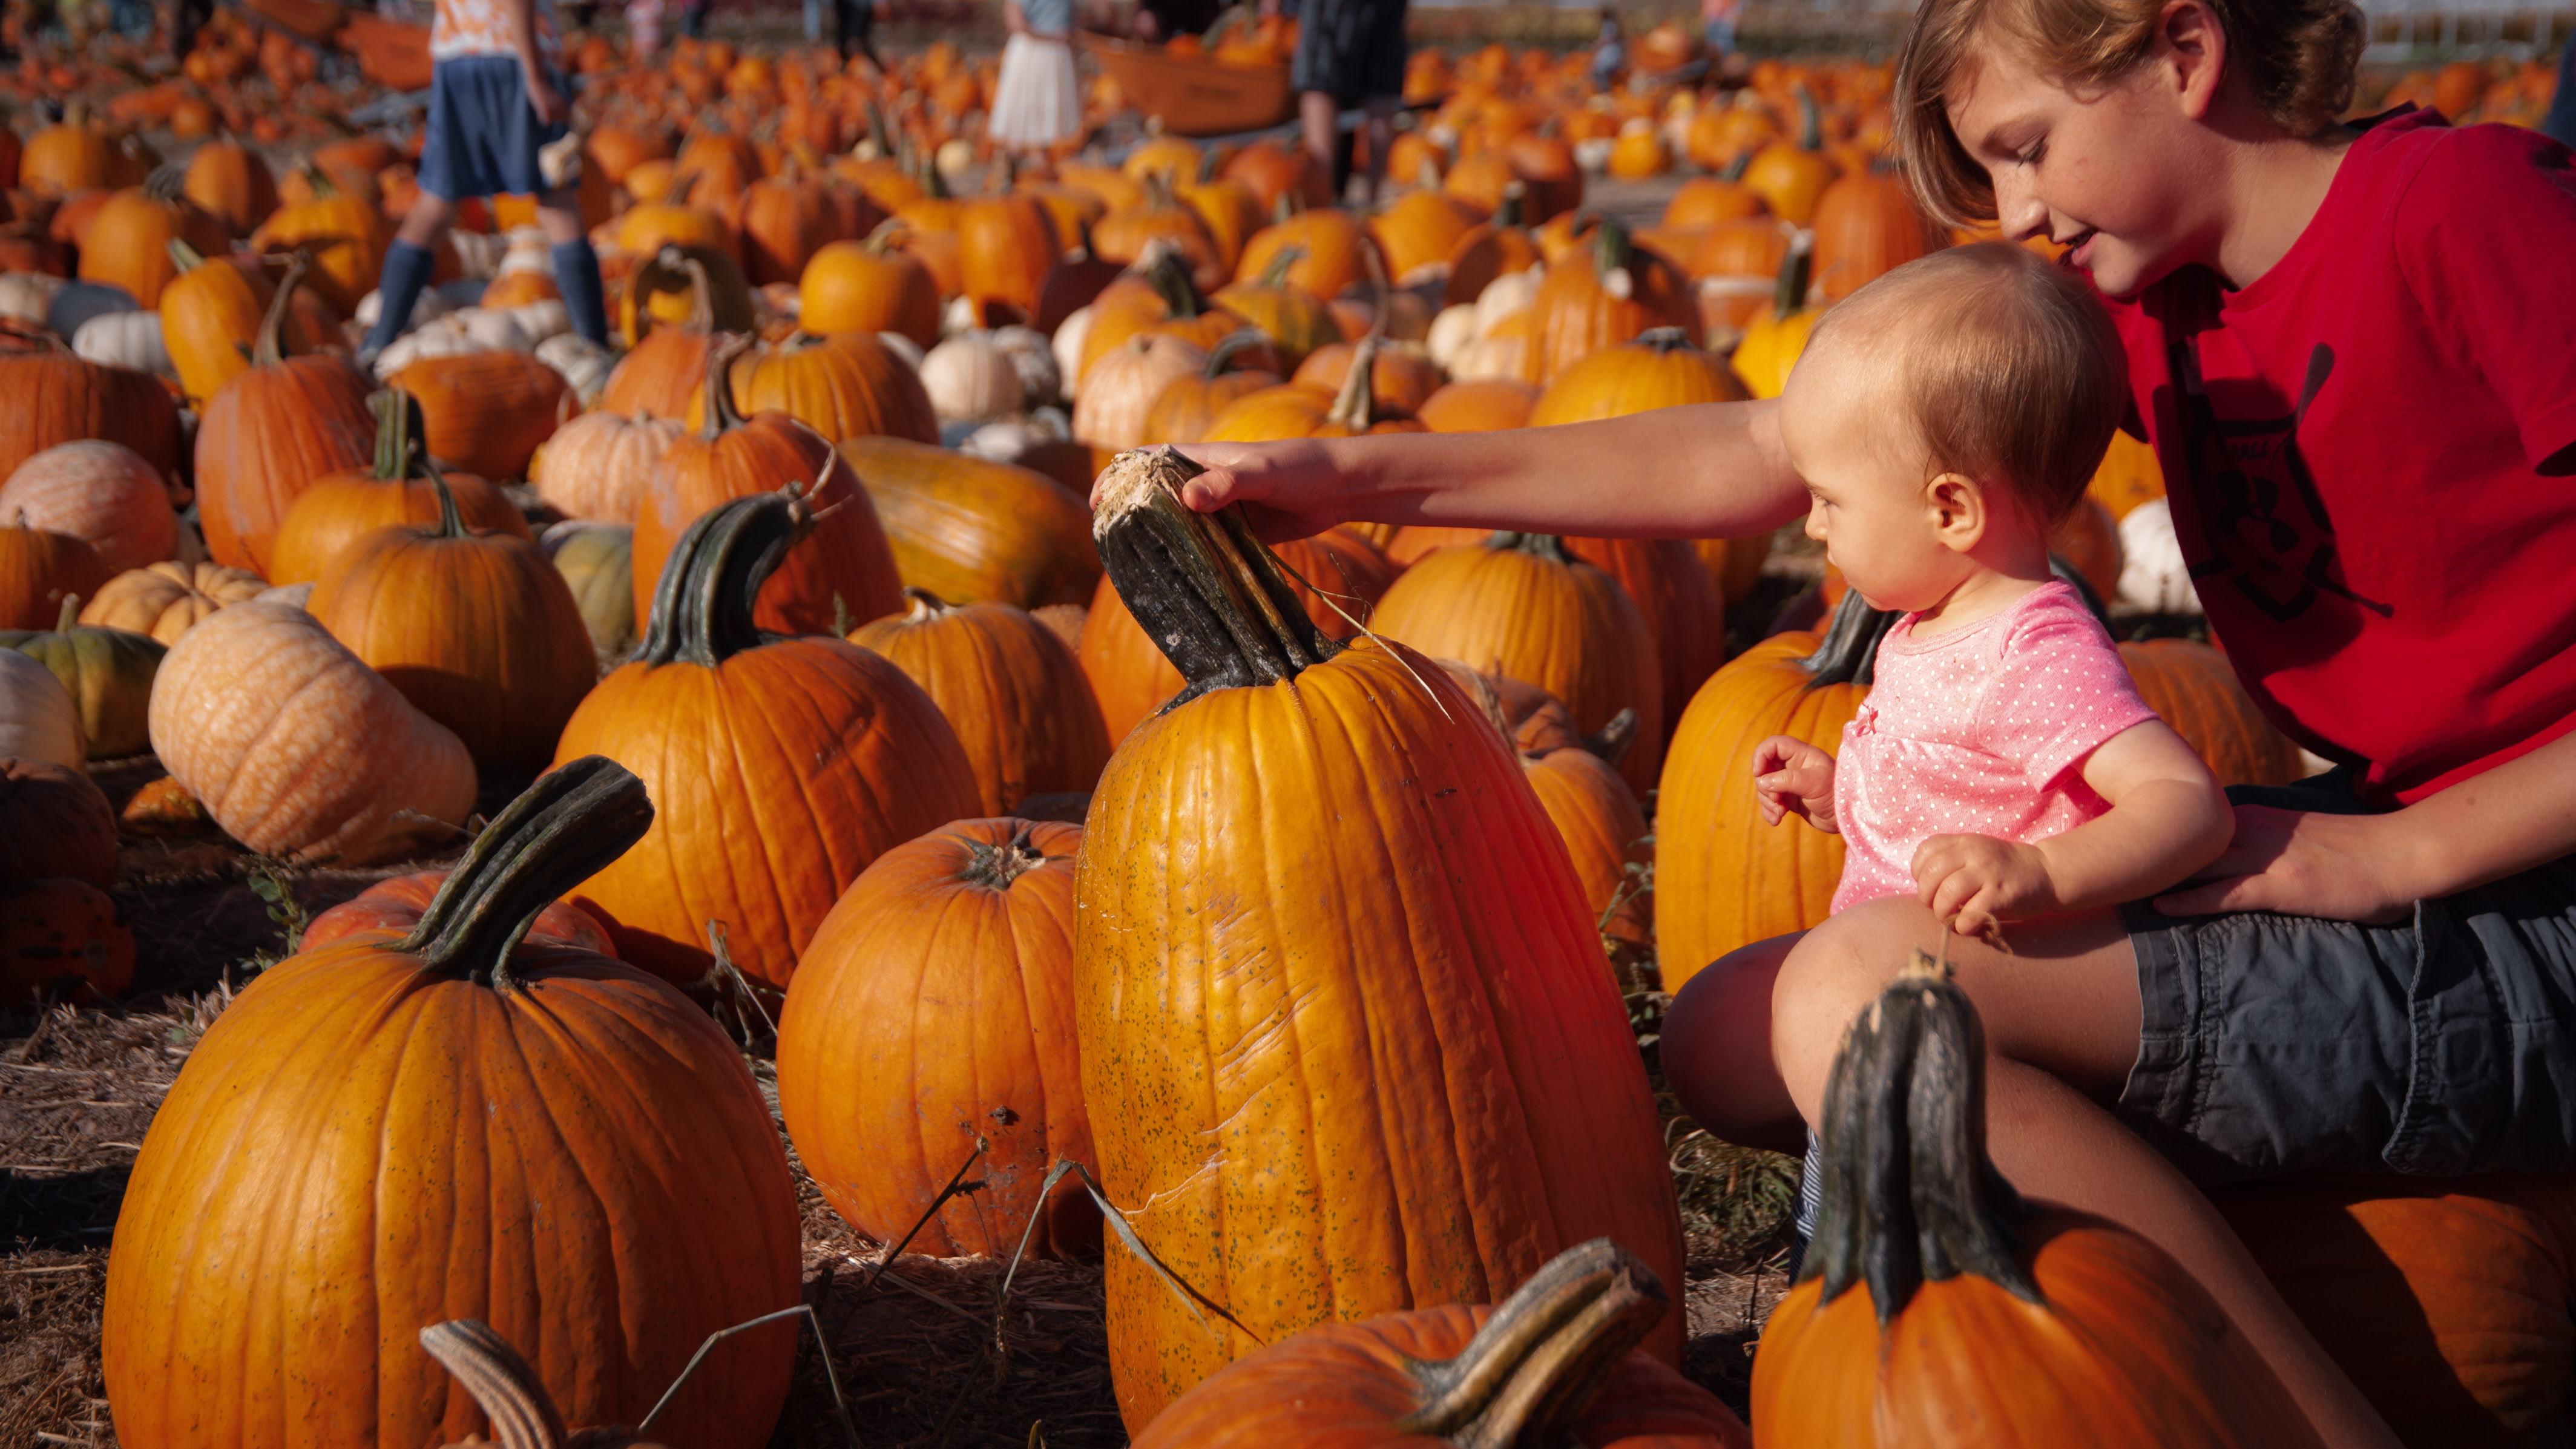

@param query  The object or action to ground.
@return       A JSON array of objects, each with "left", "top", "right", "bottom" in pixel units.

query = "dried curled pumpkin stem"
[
  {"left": 1324, "top": 335, "right": 1379, "bottom": 431},
  {"left": 1801, "top": 948, "right": 2041, "bottom": 1327},
  {"left": 396, "top": 757, "right": 656, "bottom": 992},
  {"left": 638, "top": 488, "right": 815, "bottom": 668},
  {"left": 1390, "top": 1237, "right": 1670, "bottom": 1449},
  {"left": 697, "top": 331, "right": 755, "bottom": 439},
  {"left": 250, "top": 251, "right": 312, "bottom": 369},
  {"left": 419, "top": 1319, "right": 571, "bottom": 1449},
  {"left": 958, "top": 822, "right": 1058, "bottom": 890},
  {"left": 1091, "top": 447, "right": 1341, "bottom": 705}
]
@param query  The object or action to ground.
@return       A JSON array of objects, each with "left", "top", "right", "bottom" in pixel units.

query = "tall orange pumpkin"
[
  {"left": 958, "top": 191, "right": 1061, "bottom": 321},
  {"left": 182, "top": 137, "right": 279, "bottom": 235},
  {"left": 631, "top": 337, "right": 906, "bottom": 638},
  {"left": 75, "top": 167, "right": 230, "bottom": 309},
  {"left": 1076, "top": 450, "right": 1683, "bottom": 1428},
  {"left": 390, "top": 349, "right": 573, "bottom": 483},
  {"left": 160, "top": 242, "right": 304, "bottom": 406},
  {"left": 1532, "top": 217, "right": 1698, "bottom": 382},
  {"left": 775, "top": 817, "right": 1099, "bottom": 1257},
  {"left": 847, "top": 590, "right": 1111, "bottom": 815},
  {"left": 0, "top": 335, "right": 185, "bottom": 485},
  {"left": 102, "top": 760, "right": 803, "bottom": 1449},
  {"left": 1809, "top": 167, "right": 1942, "bottom": 303},
  {"left": 559, "top": 489, "right": 978, "bottom": 988}
]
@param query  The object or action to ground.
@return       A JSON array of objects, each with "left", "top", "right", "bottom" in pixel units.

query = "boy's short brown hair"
[
  {"left": 1893, "top": 0, "right": 2363, "bottom": 227},
  {"left": 1810, "top": 242, "right": 2127, "bottom": 525}
]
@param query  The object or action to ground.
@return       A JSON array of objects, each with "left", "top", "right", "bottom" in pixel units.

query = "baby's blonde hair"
[
  {"left": 1893, "top": 0, "right": 2363, "bottom": 228},
  {"left": 1808, "top": 242, "right": 2126, "bottom": 527}
]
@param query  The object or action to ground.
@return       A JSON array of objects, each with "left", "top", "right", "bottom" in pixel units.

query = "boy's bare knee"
[
  {"left": 1770, "top": 908, "right": 1922, "bottom": 1117},
  {"left": 1663, "top": 936, "right": 1803, "bottom": 1149}
]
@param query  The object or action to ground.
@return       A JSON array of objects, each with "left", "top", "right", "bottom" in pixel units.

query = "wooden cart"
[{"left": 1078, "top": 32, "right": 1295, "bottom": 138}]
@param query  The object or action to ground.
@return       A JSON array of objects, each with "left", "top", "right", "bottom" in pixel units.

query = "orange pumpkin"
[
  {"left": 390, "top": 350, "right": 573, "bottom": 483},
  {"left": 838, "top": 434, "right": 1102, "bottom": 611},
  {"left": 1533, "top": 217, "right": 1698, "bottom": 383},
  {"left": 1234, "top": 206, "right": 1375, "bottom": 300},
  {"left": 78, "top": 561, "right": 266, "bottom": 645},
  {"left": 269, "top": 388, "right": 530, "bottom": 586},
  {"left": 159, "top": 243, "right": 304, "bottom": 406},
  {"left": 798, "top": 225, "right": 944, "bottom": 348},
  {"left": 76, "top": 168, "right": 230, "bottom": 309},
  {"left": 1289, "top": 338, "right": 1444, "bottom": 418},
  {"left": 957, "top": 192, "right": 1062, "bottom": 321},
  {"left": 0, "top": 520, "right": 110, "bottom": 631},
  {"left": 301, "top": 866, "right": 614, "bottom": 956},
  {"left": 688, "top": 329, "right": 940, "bottom": 447},
  {"left": 1809, "top": 168, "right": 1943, "bottom": 302},
  {"left": 1416, "top": 377, "right": 1538, "bottom": 432},
  {"left": 248, "top": 169, "right": 389, "bottom": 314},
  {"left": 849, "top": 590, "right": 1111, "bottom": 814},
  {"left": 0, "top": 758, "right": 117, "bottom": 890},
  {"left": 1, "top": 876, "right": 133, "bottom": 1007},
  {"left": 0, "top": 335, "right": 184, "bottom": 488}
]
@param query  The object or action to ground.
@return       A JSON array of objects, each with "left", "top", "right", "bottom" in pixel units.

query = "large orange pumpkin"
[
  {"left": 191, "top": 260, "right": 376, "bottom": 574},
  {"left": 1076, "top": 450, "right": 1684, "bottom": 1428},
  {"left": 102, "top": 760, "right": 803, "bottom": 1449},
  {"left": 0, "top": 335, "right": 185, "bottom": 486},
  {"left": 390, "top": 349, "right": 571, "bottom": 482},
  {"left": 775, "top": 816, "right": 1099, "bottom": 1258},
  {"left": 1532, "top": 217, "right": 1698, "bottom": 382},
  {"left": 558, "top": 490, "right": 979, "bottom": 989},
  {"left": 269, "top": 389, "right": 531, "bottom": 586},
  {"left": 688, "top": 329, "right": 939, "bottom": 447},
  {"left": 798, "top": 225, "right": 944, "bottom": 348},
  {"left": 2119, "top": 638, "right": 2307, "bottom": 789},
  {"left": 836, "top": 434, "right": 1100, "bottom": 610},
  {"left": 302, "top": 866, "right": 614, "bottom": 956},
  {"left": 1809, "top": 167, "right": 1942, "bottom": 303},
  {"left": 1751, "top": 950, "right": 2326, "bottom": 1449},
  {"left": 160, "top": 243, "right": 303, "bottom": 406},
  {"left": 847, "top": 591, "right": 1111, "bottom": 815},
  {"left": 75, "top": 167, "right": 230, "bottom": 309},
  {"left": 958, "top": 192, "right": 1062, "bottom": 321},
  {"left": 1529, "top": 326, "right": 1748, "bottom": 424}
]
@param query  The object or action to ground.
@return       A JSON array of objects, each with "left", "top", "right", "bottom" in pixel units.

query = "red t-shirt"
[{"left": 2105, "top": 108, "right": 2576, "bottom": 804}]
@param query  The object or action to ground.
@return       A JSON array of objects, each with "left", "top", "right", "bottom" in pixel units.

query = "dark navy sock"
[
  {"left": 551, "top": 238, "right": 610, "bottom": 346},
  {"left": 366, "top": 239, "right": 437, "bottom": 354}
]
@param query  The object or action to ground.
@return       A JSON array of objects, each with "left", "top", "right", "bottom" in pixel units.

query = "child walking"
[{"left": 362, "top": 0, "right": 611, "bottom": 361}]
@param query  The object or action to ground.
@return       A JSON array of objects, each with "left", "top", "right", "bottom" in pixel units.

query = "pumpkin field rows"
[{"left": 0, "top": 11, "right": 2560, "bottom": 1448}]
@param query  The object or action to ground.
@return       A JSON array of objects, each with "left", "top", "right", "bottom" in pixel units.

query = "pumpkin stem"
[
  {"left": 1201, "top": 329, "right": 1267, "bottom": 378},
  {"left": 676, "top": 248, "right": 717, "bottom": 334},
  {"left": 398, "top": 757, "right": 656, "bottom": 991},
  {"left": 1254, "top": 243, "right": 1304, "bottom": 290},
  {"left": 1389, "top": 1237, "right": 1670, "bottom": 1449},
  {"left": 251, "top": 251, "right": 310, "bottom": 369},
  {"left": 698, "top": 332, "right": 755, "bottom": 439},
  {"left": 1322, "top": 336, "right": 1378, "bottom": 430},
  {"left": 421, "top": 456, "right": 468, "bottom": 541},
  {"left": 638, "top": 488, "right": 815, "bottom": 668},
  {"left": 1135, "top": 246, "right": 1203, "bottom": 320},
  {"left": 1721, "top": 150, "right": 1755, "bottom": 183},
  {"left": 1591, "top": 214, "right": 1632, "bottom": 280},
  {"left": 1801, "top": 588, "right": 1895, "bottom": 690},
  {"left": 1497, "top": 181, "right": 1526, "bottom": 229},
  {"left": 1774, "top": 229, "right": 1813, "bottom": 317},
  {"left": 53, "top": 594, "right": 77, "bottom": 632},
  {"left": 898, "top": 585, "right": 951, "bottom": 620},
  {"left": 366, "top": 386, "right": 432, "bottom": 481},
  {"left": 1793, "top": 84, "right": 1823, "bottom": 152},
  {"left": 1488, "top": 531, "right": 1575, "bottom": 567},
  {"left": 1090, "top": 446, "right": 1341, "bottom": 703},
  {"left": 419, "top": 1320, "right": 571, "bottom": 1449},
  {"left": 1584, "top": 707, "right": 1638, "bottom": 767},
  {"left": 1799, "top": 948, "right": 2041, "bottom": 1327},
  {"left": 1634, "top": 326, "right": 1693, "bottom": 355},
  {"left": 145, "top": 161, "right": 189, "bottom": 205},
  {"left": 166, "top": 237, "right": 206, "bottom": 274},
  {"left": 958, "top": 821, "right": 1057, "bottom": 889}
]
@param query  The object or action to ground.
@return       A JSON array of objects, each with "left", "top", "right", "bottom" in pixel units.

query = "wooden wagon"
[{"left": 1078, "top": 32, "right": 1295, "bottom": 138}]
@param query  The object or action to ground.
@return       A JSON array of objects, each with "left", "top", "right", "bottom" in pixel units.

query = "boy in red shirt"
[{"left": 1148, "top": 0, "right": 2576, "bottom": 1438}]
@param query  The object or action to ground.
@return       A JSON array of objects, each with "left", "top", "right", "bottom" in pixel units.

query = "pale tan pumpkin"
[
  {"left": 0, "top": 441, "right": 180, "bottom": 574},
  {"left": 146, "top": 600, "right": 478, "bottom": 864},
  {"left": 0, "top": 646, "right": 84, "bottom": 770},
  {"left": 529, "top": 409, "right": 683, "bottom": 524},
  {"left": 79, "top": 560, "right": 268, "bottom": 645},
  {"left": 1071, "top": 334, "right": 1208, "bottom": 450}
]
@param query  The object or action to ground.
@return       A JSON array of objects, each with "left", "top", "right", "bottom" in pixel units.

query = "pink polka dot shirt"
[{"left": 1832, "top": 580, "right": 2160, "bottom": 915}]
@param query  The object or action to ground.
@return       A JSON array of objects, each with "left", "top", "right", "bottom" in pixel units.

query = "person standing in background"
[
  {"left": 676, "top": 0, "right": 705, "bottom": 38},
  {"left": 990, "top": 0, "right": 1082, "bottom": 156},
  {"left": 836, "top": 0, "right": 877, "bottom": 68},
  {"left": 1591, "top": 7, "right": 1624, "bottom": 89},
  {"left": 1701, "top": 0, "right": 1738, "bottom": 61},
  {"left": 1276, "top": 0, "right": 1403, "bottom": 206},
  {"left": 624, "top": 0, "right": 660, "bottom": 61},
  {"left": 362, "top": 0, "right": 610, "bottom": 358}
]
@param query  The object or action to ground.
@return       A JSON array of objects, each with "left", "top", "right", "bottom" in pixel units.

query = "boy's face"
[
  {"left": 1776, "top": 336, "right": 1979, "bottom": 615},
  {"left": 1941, "top": 13, "right": 2227, "bottom": 299}
]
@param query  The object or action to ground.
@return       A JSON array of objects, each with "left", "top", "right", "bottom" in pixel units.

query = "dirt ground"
[{"left": 3, "top": 748, "right": 1798, "bottom": 1448}]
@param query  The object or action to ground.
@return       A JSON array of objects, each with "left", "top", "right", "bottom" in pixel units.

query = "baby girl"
[{"left": 1753, "top": 243, "right": 2230, "bottom": 947}]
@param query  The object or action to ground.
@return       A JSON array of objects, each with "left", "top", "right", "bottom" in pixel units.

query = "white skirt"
[{"left": 989, "top": 32, "right": 1083, "bottom": 148}]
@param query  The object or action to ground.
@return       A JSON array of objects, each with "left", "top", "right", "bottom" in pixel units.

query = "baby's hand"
[
  {"left": 1751, "top": 735, "right": 1838, "bottom": 832},
  {"left": 1913, "top": 834, "right": 2058, "bottom": 942}
]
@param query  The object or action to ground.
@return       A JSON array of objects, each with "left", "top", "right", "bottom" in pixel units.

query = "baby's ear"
[{"left": 1924, "top": 470, "right": 1991, "bottom": 548}]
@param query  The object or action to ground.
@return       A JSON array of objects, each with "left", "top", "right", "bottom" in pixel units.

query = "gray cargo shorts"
[{"left": 2117, "top": 770, "right": 2576, "bottom": 1186}]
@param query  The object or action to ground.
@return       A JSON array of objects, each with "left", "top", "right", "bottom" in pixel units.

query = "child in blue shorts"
[{"left": 363, "top": 0, "right": 610, "bottom": 358}]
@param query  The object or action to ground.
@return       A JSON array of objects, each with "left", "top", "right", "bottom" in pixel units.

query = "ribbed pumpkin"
[
  {"left": 1652, "top": 593, "right": 1884, "bottom": 993},
  {"left": 539, "top": 521, "right": 635, "bottom": 658},
  {"left": 1567, "top": 534, "right": 1721, "bottom": 789},
  {"left": 79, "top": 561, "right": 266, "bottom": 645},
  {"left": 632, "top": 337, "right": 905, "bottom": 639},
  {"left": 530, "top": 409, "right": 682, "bottom": 524},
  {"left": 1417, "top": 377, "right": 1539, "bottom": 432},
  {"left": 728, "top": 171, "right": 833, "bottom": 286},
  {"left": 0, "top": 440, "right": 177, "bottom": 575},
  {"left": 102, "top": 761, "right": 802, "bottom": 1449},
  {"left": 0, "top": 520, "right": 110, "bottom": 631},
  {"left": 76, "top": 167, "right": 229, "bottom": 309},
  {"left": 248, "top": 170, "right": 388, "bottom": 314},
  {"left": 837, "top": 435, "right": 1100, "bottom": 610},
  {"left": 390, "top": 350, "right": 571, "bottom": 482},
  {"left": 1374, "top": 531, "right": 1664, "bottom": 794},
  {"left": 1091, "top": 176, "right": 1224, "bottom": 293},
  {"left": 160, "top": 243, "right": 303, "bottom": 405},
  {"left": 0, "top": 335, "right": 184, "bottom": 484},
  {"left": 181, "top": 136, "right": 280, "bottom": 234},
  {"left": 1809, "top": 168, "right": 1942, "bottom": 303},
  {"left": 301, "top": 865, "right": 614, "bottom": 956},
  {"left": 1529, "top": 327, "right": 1748, "bottom": 425},
  {"left": 1076, "top": 449, "right": 1684, "bottom": 1428},
  {"left": 1533, "top": 218, "right": 1698, "bottom": 382},
  {"left": 1138, "top": 331, "right": 1281, "bottom": 445},
  {"left": 0, "top": 757, "right": 117, "bottom": 889},
  {"left": 688, "top": 329, "right": 939, "bottom": 447},
  {"left": 1134, "top": 1239, "right": 1749, "bottom": 1449},
  {"left": 147, "top": 600, "right": 477, "bottom": 865},
  {"left": 849, "top": 591, "right": 1110, "bottom": 815},
  {"left": 1234, "top": 206, "right": 1374, "bottom": 298},
  {"left": 601, "top": 250, "right": 746, "bottom": 418},
  {"left": 1078, "top": 251, "right": 1247, "bottom": 383},
  {"left": 0, "top": 644, "right": 83, "bottom": 769},
  {"left": 1209, "top": 248, "right": 1344, "bottom": 375},
  {"left": 1078, "top": 524, "right": 1396, "bottom": 742},
  {"left": 798, "top": 226, "right": 942, "bottom": 348},
  {"left": 309, "top": 466, "right": 596, "bottom": 768},
  {"left": 192, "top": 262, "right": 376, "bottom": 574},
  {"left": 958, "top": 192, "right": 1062, "bottom": 321},
  {"left": 557, "top": 490, "right": 979, "bottom": 989},
  {"left": 0, "top": 597, "right": 164, "bottom": 760},
  {"left": 1073, "top": 331, "right": 1208, "bottom": 450},
  {"left": 1750, "top": 950, "right": 2327, "bottom": 1449},
  {"left": 776, "top": 816, "right": 1099, "bottom": 1257},
  {"left": 2119, "top": 639, "right": 2307, "bottom": 789},
  {"left": 269, "top": 389, "right": 530, "bottom": 586}
]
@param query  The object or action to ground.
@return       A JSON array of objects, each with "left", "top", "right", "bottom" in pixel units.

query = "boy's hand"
[
  {"left": 1751, "top": 735, "right": 1836, "bottom": 832},
  {"left": 1913, "top": 833, "right": 2057, "bottom": 941}
]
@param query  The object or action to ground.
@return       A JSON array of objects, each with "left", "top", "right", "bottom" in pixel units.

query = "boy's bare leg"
[
  {"left": 1298, "top": 90, "right": 1339, "bottom": 201},
  {"left": 1660, "top": 931, "right": 1807, "bottom": 1154},
  {"left": 1771, "top": 898, "right": 2402, "bottom": 1449},
  {"left": 395, "top": 190, "right": 456, "bottom": 249}
]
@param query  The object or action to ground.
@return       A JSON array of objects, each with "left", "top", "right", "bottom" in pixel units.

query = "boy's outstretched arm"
[{"left": 1128, "top": 397, "right": 1807, "bottom": 543}]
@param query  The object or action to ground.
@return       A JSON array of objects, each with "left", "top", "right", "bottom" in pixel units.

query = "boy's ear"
[
  {"left": 2154, "top": 0, "right": 2230, "bottom": 120},
  {"left": 1924, "top": 472, "right": 1988, "bottom": 553}
]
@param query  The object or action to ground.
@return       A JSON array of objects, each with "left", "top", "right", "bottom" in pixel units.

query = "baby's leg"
[
  {"left": 1660, "top": 933, "right": 1807, "bottom": 1154},
  {"left": 1773, "top": 897, "right": 2400, "bottom": 1449}
]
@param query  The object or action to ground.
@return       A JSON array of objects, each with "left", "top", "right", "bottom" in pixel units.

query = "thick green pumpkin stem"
[
  {"left": 1390, "top": 1237, "right": 1669, "bottom": 1448},
  {"left": 698, "top": 331, "right": 754, "bottom": 439},
  {"left": 422, "top": 459, "right": 467, "bottom": 541},
  {"left": 419, "top": 1320, "right": 571, "bottom": 1449},
  {"left": 1489, "top": 531, "right": 1576, "bottom": 567},
  {"left": 959, "top": 822, "right": 1059, "bottom": 889},
  {"left": 1775, "top": 232, "right": 1813, "bottom": 318},
  {"left": 639, "top": 489, "right": 812, "bottom": 668},
  {"left": 1203, "top": 329, "right": 1269, "bottom": 379},
  {"left": 1138, "top": 246, "right": 1203, "bottom": 319},
  {"left": 1802, "top": 587, "right": 1894, "bottom": 690},
  {"left": 1800, "top": 950, "right": 2040, "bottom": 1327},
  {"left": 399, "top": 757, "right": 656, "bottom": 992},
  {"left": 166, "top": 237, "right": 206, "bottom": 274},
  {"left": 252, "top": 252, "right": 310, "bottom": 369},
  {"left": 368, "top": 385, "right": 432, "bottom": 481},
  {"left": 1255, "top": 243, "right": 1304, "bottom": 290},
  {"left": 1091, "top": 446, "right": 1341, "bottom": 702}
]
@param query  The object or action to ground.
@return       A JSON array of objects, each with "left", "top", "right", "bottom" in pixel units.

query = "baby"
[{"left": 1753, "top": 243, "right": 2232, "bottom": 944}]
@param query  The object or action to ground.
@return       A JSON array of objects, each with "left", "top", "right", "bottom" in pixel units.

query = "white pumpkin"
[
  {"left": 1450, "top": 310, "right": 1535, "bottom": 383},
  {"left": 0, "top": 271, "right": 65, "bottom": 327},
  {"left": 1051, "top": 306, "right": 1094, "bottom": 399},
  {"left": 1426, "top": 303, "right": 1481, "bottom": 370},
  {"left": 0, "top": 647, "right": 83, "bottom": 770},
  {"left": 941, "top": 292, "right": 979, "bottom": 338},
  {"left": 1474, "top": 269, "right": 1545, "bottom": 335},
  {"left": 353, "top": 283, "right": 450, "bottom": 334},
  {"left": 1572, "top": 138, "right": 1616, "bottom": 175},
  {"left": 371, "top": 318, "right": 489, "bottom": 376},
  {"left": 450, "top": 306, "right": 535, "bottom": 354},
  {"left": 0, "top": 440, "right": 180, "bottom": 573},
  {"left": 919, "top": 332, "right": 1027, "bottom": 424},
  {"left": 496, "top": 227, "right": 555, "bottom": 278},
  {"left": 988, "top": 324, "right": 1060, "bottom": 406},
  {"left": 252, "top": 580, "right": 314, "bottom": 611},
  {"left": 2115, "top": 498, "right": 2200, "bottom": 616},
  {"left": 959, "top": 409, "right": 1070, "bottom": 466},
  {"left": 535, "top": 332, "right": 617, "bottom": 406},
  {"left": 448, "top": 229, "right": 509, "bottom": 280},
  {"left": 530, "top": 408, "right": 680, "bottom": 522},
  {"left": 875, "top": 329, "right": 925, "bottom": 370},
  {"left": 74, "top": 310, "right": 171, "bottom": 373},
  {"left": 1072, "top": 332, "right": 1206, "bottom": 450}
]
